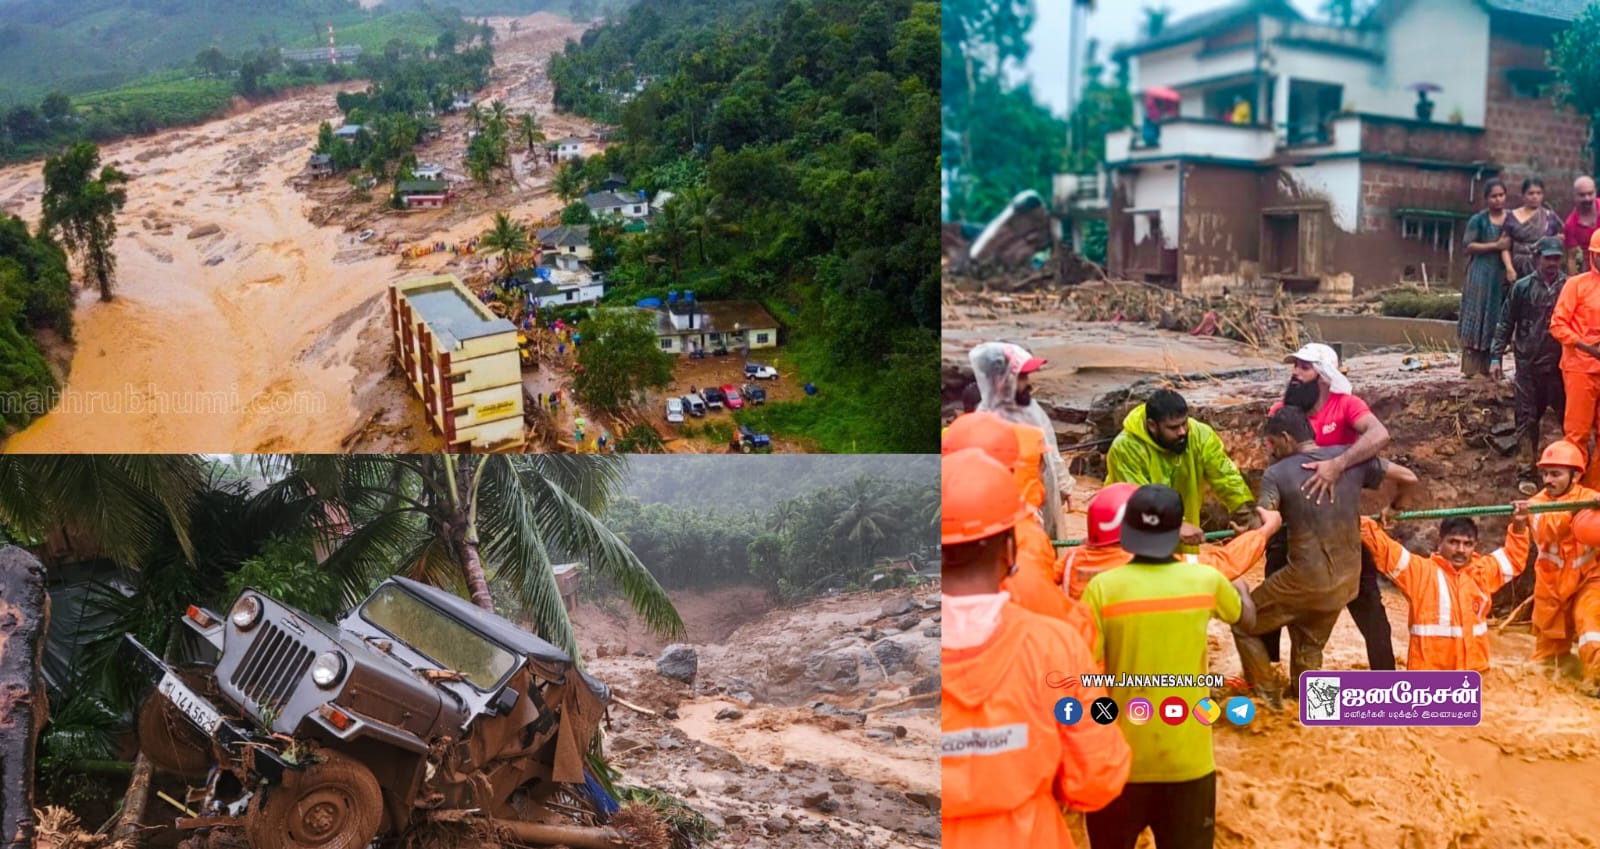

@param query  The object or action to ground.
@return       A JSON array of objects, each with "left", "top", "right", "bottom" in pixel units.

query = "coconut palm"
[
  {"left": 552, "top": 161, "right": 586, "bottom": 203},
  {"left": 677, "top": 185, "right": 716, "bottom": 264},
  {"left": 480, "top": 211, "right": 532, "bottom": 272},
  {"left": 0, "top": 454, "right": 207, "bottom": 566},
  {"left": 829, "top": 476, "right": 899, "bottom": 564},
  {"left": 516, "top": 112, "right": 544, "bottom": 152},
  {"left": 465, "top": 102, "right": 485, "bottom": 131},
  {"left": 651, "top": 196, "right": 688, "bottom": 279},
  {"left": 256, "top": 455, "right": 684, "bottom": 659}
]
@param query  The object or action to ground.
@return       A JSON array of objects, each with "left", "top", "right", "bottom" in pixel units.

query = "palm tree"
[
  {"left": 40, "top": 142, "right": 129, "bottom": 301},
  {"left": 678, "top": 185, "right": 716, "bottom": 264},
  {"left": 651, "top": 196, "right": 688, "bottom": 279},
  {"left": 480, "top": 211, "right": 532, "bottom": 272},
  {"left": 259, "top": 455, "right": 683, "bottom": 659},
  {"left": 0, "top": 454, "right": 207, "bottom": 567},
  {"left": 768, "top": 497, "right": 802, "bottom": 537},
  {"left": 552, "top": 161, "right": 586, "bottom": 203},
  {"left": 490, "top": 99, "right": 510, "bottom": 130},
  {"left": 466, "top": 102, "right": 485, "bottom": 131},
  {"left": 829, "top": 476, "right": 899, "bottom": 564},
  {"left": 516, "top": 112, "right": 544, "bottom": 152},
  {"left": 1141, "top": 5, "right": 1171, "bottom": 39}
]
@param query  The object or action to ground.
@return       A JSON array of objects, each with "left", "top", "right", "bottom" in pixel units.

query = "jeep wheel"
[
  {"left": 135, "top": 671, "right": 215, "bottom": 779},
  {"left": 246, "top": 752, "right": 382, "bottom": 849}
]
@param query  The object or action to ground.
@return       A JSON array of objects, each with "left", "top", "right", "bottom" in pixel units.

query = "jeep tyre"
[{"left": 246, "top": 751, "right": 383, "bottom": 849}]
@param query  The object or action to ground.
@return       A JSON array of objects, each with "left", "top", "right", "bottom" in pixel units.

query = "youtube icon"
[{"left": 1160, "top": 696, "right": 1188, "bottom": 726}]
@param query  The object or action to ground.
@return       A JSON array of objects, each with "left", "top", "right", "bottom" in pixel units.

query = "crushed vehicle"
[{"left": 126, "top": 576, "right": 612, "bottom": 849}]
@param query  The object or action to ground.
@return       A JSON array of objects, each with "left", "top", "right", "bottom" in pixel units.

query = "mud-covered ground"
[
  {"left": 964, "top": 289, "right": 1600, "bottom": 847},
  {"left": 574, "top": 586, "right": 940, "bottom": 848}
]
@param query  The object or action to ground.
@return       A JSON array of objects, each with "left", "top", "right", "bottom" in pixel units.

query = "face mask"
[{"left": 1283, "top": 378, "right": 1320, "bottom": 412}]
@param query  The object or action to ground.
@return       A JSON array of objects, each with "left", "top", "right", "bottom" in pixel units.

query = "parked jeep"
[
  {"left": 732, "top": 424, "right": 772, "bottom": 453},
  {"left": 127, "top": 576, "right": 610, "bottom": 849}
]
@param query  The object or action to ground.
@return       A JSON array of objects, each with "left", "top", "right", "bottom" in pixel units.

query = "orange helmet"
[
  {"left": 1589, "top": 229, "right": 1600, "bottom": 253},
  {"left": 942, "top": 448, "right": 1032, "bottom": 545},
  {"left": 1085, "top": 483, "right": 1140, "bottom": 547},
  {"left": 1538, "top": 440, "right": 1587, "bottom": 471},
  {"left": 941, "top": 411, "right": 1021, "bottom": 468}
]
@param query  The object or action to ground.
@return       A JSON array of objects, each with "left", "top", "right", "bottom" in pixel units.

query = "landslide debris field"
[
  {"left": 573, "top": 586, "right": 940, "bottom": 849},
  {"left": 949, "top": 288, "right": 1600, "bottom": 848}
]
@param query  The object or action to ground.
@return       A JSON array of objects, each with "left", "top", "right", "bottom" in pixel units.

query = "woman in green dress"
[{"left": 1459, "top": 180, "right": 1515, "bottom": 377}]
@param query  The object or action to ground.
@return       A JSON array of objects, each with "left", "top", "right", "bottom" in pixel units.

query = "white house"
[
  {"left": 413, "top": 163, "right": 445, "bottom": 180},
  {"left": 512, "top": 254, "right": 605, "bottom": 308},
  {"left": 536, "top": 225, "right": 592, "bottom": 261},
  {"left": 583, "top": 190, "right": 649, "bottom": 219},
  {"left": 556, "top": 137, "right": 583, "bottom": 161},
  {"left": 651, "top": 190, "right": 676, "bottom": 214}
]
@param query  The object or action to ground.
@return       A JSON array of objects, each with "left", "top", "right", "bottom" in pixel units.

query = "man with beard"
[
  {"left": 1232, "top": 406, "right": 1415, "bottom": 707},
  {"left": 1105, "top": 388, "right": 1258, "bottom": 554},
  {"left": 970, "top": 342, "right": 1072, "bottom": 538},
  {"left": 1564, "top": 175, "right": 1597, "bottom": 275},
  {"left": 1259, "top": 342, "right": 1397, "bottom": 671},
  {"left": 1492, "top": 237, "right": 1570, "bottom": 497},
  {"left": 1358, "top": 506, "right": 1529, "bottom": 672}
]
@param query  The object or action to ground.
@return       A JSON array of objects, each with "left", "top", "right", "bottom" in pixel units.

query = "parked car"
[
  {"left": 733, "top": 424, "right": 772, "bottom": 453},
  {"left": 125, "top": 577, "right": 610, "bottom": 849},
  {"left": 742, "top": 383, "right": 766, "bottom": 405},
  {"left": 712, "top": 343, "right": 729, "bottom": 357},
  {"left": 666, "top": 397, "right": 685, "bottom": 423},
  {"left": 682, "top": 393, "right": 706, "bottom": 417},
  {"left": 357, "top": 229, "right": 376, "bottom": 242},
  {"left": 703, "top": 386, "right": 726, "bottom": 410},
  {"left": 722, "top": 384, "right": 743, "bottom": 409},
  {"left": 745, "top": 363, "right": 779, "bottom": 380}
]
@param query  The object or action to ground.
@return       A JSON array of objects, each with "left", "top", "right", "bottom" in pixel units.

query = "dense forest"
[
  {"left": 548, "top": 0, "right": 939, "bottom": 452},
  {"left": 604, "top": 473, "right": 936, "bottom": 598},
  {"left": 0, "top": 215, "right": 74, "bottom": 432},
  {"left": 621, "top": 454, "right": 937, "bottom": 510}
]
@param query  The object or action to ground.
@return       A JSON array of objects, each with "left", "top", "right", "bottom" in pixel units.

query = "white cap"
[{"left": 1284, "top": 343, "right": 1352, "bottom": 395}]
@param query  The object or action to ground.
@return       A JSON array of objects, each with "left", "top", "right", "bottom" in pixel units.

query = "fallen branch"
[
  {"left": 864, "top": 692, "right": 939, "bottom": 713},
  {"left": 1497, "top": 594, "right": 1536, "bottom": 633},
  {"left": 611, "top": 696, "right": 657, "bottom": 717}
]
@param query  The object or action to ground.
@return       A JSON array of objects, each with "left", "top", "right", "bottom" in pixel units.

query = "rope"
[{"left": 1051, "top": 499, "right": 1600, "bottom": 548}]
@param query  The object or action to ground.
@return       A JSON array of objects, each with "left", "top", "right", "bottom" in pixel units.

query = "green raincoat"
[{"left": 1105, "top": 404, "right": 1256, "bottom": 552}]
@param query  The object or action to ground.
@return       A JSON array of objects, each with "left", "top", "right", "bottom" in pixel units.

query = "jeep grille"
[{"left": 232, "top": 621, "right": 313, "bottom": 716}]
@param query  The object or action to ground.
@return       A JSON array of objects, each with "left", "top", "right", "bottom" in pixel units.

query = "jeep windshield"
[{"left": 359, "top": 584, "right": 518, "bottom": 690}]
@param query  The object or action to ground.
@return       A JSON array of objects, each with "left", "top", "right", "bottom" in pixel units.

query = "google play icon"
[{"left": 1192, "top": 697, "right": 1222, "bottom": 726}]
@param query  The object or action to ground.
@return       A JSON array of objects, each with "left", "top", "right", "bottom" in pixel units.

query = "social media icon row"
[{"left": 1055, "top": 695, "right": 1255, "bottom": 727}]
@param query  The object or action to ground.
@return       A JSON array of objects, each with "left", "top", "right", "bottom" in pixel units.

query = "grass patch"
[
  {"left": 1379, "top": 290, "right": 1460, "bottom": 321},
  {"left": 73, "top": 73, "right": 236, "bottom": 128},
  {"left": 287, "top": 12, "right": 454, "bottom": 53}
]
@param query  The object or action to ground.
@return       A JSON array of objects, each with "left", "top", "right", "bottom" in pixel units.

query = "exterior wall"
[
  {"left": 746, "top": 328, "right": 777, "bottom": 349},
  {"left": 1134, "top": 38, "right": 1258, "bottom": 97},
  {"left": 1382, "top": 0, "right": 1488, "bottom": 127},
  {"left": 1107, "top": 165, "right": 1181, "bottom": 282},
  {"left": 404, "top": 195, "right": 447, "bottom": 208},
  {"left": 1280, "top": 158, "right": 1361, "bottom": 231},
  {"left": 532, "top": 282, "right": 605, "bottom": 308},
  {"left": 446, "top": 346, "right": 520, "bottom": 395},
  {"left": 1484, "top": 25, "right": 1592, "bottom": 216},
  {"left": 1178, "top": 163, "right": 1261, "bottom": 296},
  {"left": 442, "top": 381, "right": 524, "bottom": 450}
]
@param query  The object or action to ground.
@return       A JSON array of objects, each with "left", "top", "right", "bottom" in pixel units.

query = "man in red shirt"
[
  {"left": 1564, "top": 175, "right": 1597, "bottom": 276},
  {"left": 1260, "top": 343, "right": 1397, "bottom": 670}
]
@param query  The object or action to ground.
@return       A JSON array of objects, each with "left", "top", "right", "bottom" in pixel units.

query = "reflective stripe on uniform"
[
  {"left": 1392, "top": 547, "right": 1412, "bottom": 580},
  {"left": 1434, "top": 569, "right": 1452, "bottom": 628},
  {"left": 1492, "top": 548, "right": 1513, "bottom": 582},
  {"left": 1579, "top": 632, "right": 1600, "bottom": 647},
  {"left": 1099, "top": 593, "right": 1216, "bottom": 620},
  {"left": 1411, "top": 623, "right": 1466, "bottom": 638}
]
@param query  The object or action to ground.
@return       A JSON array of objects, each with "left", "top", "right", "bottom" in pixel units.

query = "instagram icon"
[{"left": 1126, "top": 697, "right": 1153, "bottom": 725}]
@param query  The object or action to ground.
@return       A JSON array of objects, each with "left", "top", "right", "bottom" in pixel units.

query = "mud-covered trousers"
[
  {"left": 1261, "top": 527, "right": 1395, "bottom": 670},
  {"left": 1086, "top": 772, "right": 1216, "bottom": 849}
]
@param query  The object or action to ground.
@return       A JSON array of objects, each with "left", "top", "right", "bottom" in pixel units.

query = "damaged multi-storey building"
[{"left": 1091, "top": 0, "right": 1592, "bottom": 297}]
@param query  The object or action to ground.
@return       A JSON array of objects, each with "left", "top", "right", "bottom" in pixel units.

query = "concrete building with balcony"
[
  {"left": 1103, "top": 0, "right": 1590, "bottom": 296},
  {"left": 389, "top": 275, "right": 524, "bottom": 451}
]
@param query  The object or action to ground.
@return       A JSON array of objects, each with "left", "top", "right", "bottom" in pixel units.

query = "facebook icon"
[{"left": 1054, "top": 697, "right": 1083, "bottom": 726}]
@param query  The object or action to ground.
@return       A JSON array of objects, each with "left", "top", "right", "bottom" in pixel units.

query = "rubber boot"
[{"left": 1518, "top": 433, "right": 1541, "bottom": 496}]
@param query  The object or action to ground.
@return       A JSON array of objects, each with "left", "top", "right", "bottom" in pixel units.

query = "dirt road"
[{"left": 0, "top": 13, "right": 593, "bottom": 453}]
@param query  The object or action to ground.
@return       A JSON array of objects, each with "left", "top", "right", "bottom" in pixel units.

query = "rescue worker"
[
  {"left": 1265, "top": 342, "right": 1397, "bottom": 671},
  {"left": 1082, "top": 484, "right": 1254, "bottom": 849},
  {"left": 1232, "top": 407, "right": 1416, "bottom": 707},
  {"left": 1062, "top": 482, "right": 1282, "bottom": 599},
  {"left": 941, "top": 448, "right": 1131, "bottom": 849},
  {"left": 943, "top": 412, "right": 1096, "bottom": 650},
  {"left": 970, "top": 342, "right": 1071, "bottom": 537},
  {"left": 1358, "top": 507, "right": 1529, "bottom": 672},
  {"left": 1105, "top": 388, "right": 1258, "bottom": 552},
  {"left": 1491, "top": 236, "right": 1569, "bottom": 495},
  {"left": 1549, "top": 230, "right": 1600, "bottom": 487},
  {"left": 1502, "top": 440, "right": 1600, "bottom": 694}
]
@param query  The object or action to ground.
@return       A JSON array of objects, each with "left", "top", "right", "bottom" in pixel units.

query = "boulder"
[
  {"left": 656, "top": 644, "right": 698, "bottom": 683},
  {"left": 187, "top": 222, "right": 221, "bottom": 239}
]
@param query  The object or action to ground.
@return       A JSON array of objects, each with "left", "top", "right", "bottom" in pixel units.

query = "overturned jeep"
[{"left": 126, "top": 576, "right": 610, "bottom": 849}]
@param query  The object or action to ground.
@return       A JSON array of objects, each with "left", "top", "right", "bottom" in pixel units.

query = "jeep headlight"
[
  {"left": 311, "top": 652, "right": 345, "bottom": 688},
  {"left": 229, "top": 595, "right": 261, "bottom": 630}
]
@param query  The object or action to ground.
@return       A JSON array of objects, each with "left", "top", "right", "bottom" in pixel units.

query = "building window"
[
  {"left": 1399, "top": 216, "right": 1456, "bottom": 250},
  {"left": 450, "top": 372, "right": 469, "bottom": 384},
  {"left": 756, "top": 332, "right": 770, "bottom": 344},
  {"left": 565, "top": 291, "right": 574, "bottom": 302},
  {"left": 660, "top": 338, "right": 672, "bottom": 349}
]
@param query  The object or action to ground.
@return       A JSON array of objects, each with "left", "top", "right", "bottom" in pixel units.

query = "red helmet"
[{"left": 1085, "top": 483, "right": 1140, "bottom": 547}]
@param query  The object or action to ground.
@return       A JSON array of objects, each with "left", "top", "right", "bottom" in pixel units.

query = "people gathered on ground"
[{"left": 944, "top": 288, "right": 1600, "bottom": 846}]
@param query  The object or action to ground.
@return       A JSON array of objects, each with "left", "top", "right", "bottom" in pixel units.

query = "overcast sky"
[{"left": 1023, "top": 0, "right": 1325, "bottom": 116}]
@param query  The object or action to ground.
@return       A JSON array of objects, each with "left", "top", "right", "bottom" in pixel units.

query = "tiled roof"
[{"left": 1482, "top": 0, "right": 1587, "bottom": 20}]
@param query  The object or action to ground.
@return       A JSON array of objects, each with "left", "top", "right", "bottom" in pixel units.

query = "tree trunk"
[
  {"left": 452, "top": 457, "right": 494, "bottom": 612},
  {"left": 114, "top": 754, "right": 153, "bottom": 843},
  {"left": 0, "top": 546, "right": 49, "bottom": 849}
]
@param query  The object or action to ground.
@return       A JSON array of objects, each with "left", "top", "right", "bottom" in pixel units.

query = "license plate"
[{"left": 158, "top": 671, "right": 222, "bottom": 735}]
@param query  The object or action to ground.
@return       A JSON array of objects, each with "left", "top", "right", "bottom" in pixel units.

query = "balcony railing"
[{"left": 1106, "top": 119, "right": 1278, "bottom": 165}]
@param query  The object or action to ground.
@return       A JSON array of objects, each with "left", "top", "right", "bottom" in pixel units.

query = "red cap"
[
  {"left": 1019, "top": 357, "right": 1047, "bottom": 375},
  {"left": 1085, "top": 483, "right": 1139, "bottom": 547}
]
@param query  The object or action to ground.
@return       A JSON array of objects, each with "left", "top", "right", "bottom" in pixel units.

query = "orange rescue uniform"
[
  {"left": 1060, "top": 526, "right": 1272, "bottom": 601},
  {"left": 1549, "top": 270, "right": 1600, "bottom": 486},
  {"left": 1502, "top": 483, "right": 1600, "bottom": 673},
  {"left": 942, "top": 603, "right": 1132, "bottom": 849},
  {"left": 1007, "top": 519, "right": 1099, "bottom": 652},
  {"left": 1359, "top": 518, "right": 1524, "bottom": 672}
]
